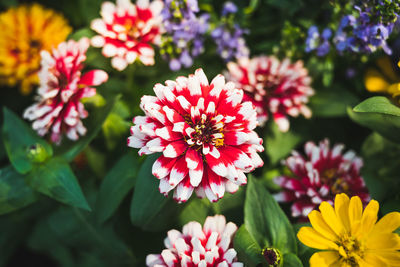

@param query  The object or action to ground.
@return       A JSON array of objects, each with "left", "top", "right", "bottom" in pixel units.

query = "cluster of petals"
[
  {"left": 24, "top": 38, "right": 108, "bottom": 144},
  {"left": 274, "top": 139, "right": 369, "bottom": 219},
  {"left": 146, "top": 215, "right": 243, "bottom": 267},
  {"left": 0, "top": 3, "right": 71, "bottom": 94},
  {"left": 127, "top": 68, "right": 264, "bottom": 203},
  {"left": 226, "top": 56, "right": 314, "bottom": 132},
  {"left": 298, "top": 193, "right": 400, "bottom": 266},
  {"left": 91, "top": 0, "right": 163, "bottom": 71}
]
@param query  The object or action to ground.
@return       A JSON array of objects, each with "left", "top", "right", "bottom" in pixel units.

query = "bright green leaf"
[
  {"left": 27, "top": 158, "right": 90, "bottom": 211},
  {"left": 130, "top": 154, "right": 180, "bottom": 231},
  {"left": 245, "top": 176, "right": 297, "bottom": 254},
  {"left": 348, "top": 96, "right": 400, "bottom": 143},
  {"left": 2, "top": 107, "right": 53, "bottom": 174},
  {"left": 55, "top": 95, "right": 118, "bottom": 161},
  {"left": 234, "top": 225, "right": 264, "bottom": 267},
  {"left": 283, "top": 253, "right": 303, "bottom": 267},
  {"left": 68, "top": 27, "right": 95, "bottom": 41},
  {"left": 178, "top": 198, "right": 210, "bottom": 226},
  {"left": 0, "top": 165, "right": 37, "bottom": 215},
  {"left": 96, "top": 152, "right": 139, "bottom": 223}
]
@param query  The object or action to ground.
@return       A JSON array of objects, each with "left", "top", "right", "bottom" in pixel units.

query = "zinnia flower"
[
  {"left": 274, "top": 139, "right": 369, "bottom": 219},
  {"left": 298, "top": 193, "right": 400, "bottom": 266},
  {"left": 0, "top": 4, "right": 71, "bottom": 94},
  {"left": 23, "top": 38, "right": 108, "bottom": 144},
  {"left": 226, "top": 56, "right": 314, "bottom": 132},
  {"left": 127, "top": 68, "right": 264, "bottom": 202},
  {"left": 90, "top": 0, "right": 163, "bottom": 71},
  {"left": 146, "top": 215, "right": 244, "bottom": 267}
]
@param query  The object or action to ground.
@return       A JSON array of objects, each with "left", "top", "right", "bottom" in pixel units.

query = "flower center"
[
  {"left": 321, "top": 168, "right": 350, "bottom": 195},
  {"left": 185, "top": 113, "right": 225, "bottom": 149},
  {"left": 337, "top": 234, "right": 364, "bottom": 267}
]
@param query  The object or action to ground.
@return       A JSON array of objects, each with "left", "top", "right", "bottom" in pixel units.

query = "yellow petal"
[
  {"left": 365, "top": 69, "right": 390, "bottom": 92},
  {"left": 309, "top": 251, "right": 341, "bottom": 267},
  {"left": 363, "top": 252, "right": 389, "bottom": 267},
  {"left": 309, "top": 210, "right": 338, "bottom": 241},
  {"left": 334, "top": 193, "right": 351, "bottom": 232},
  {"left": 349, "top": 196, "right": 363, "bottom": 233},
  {"left": 319, "top": 201, "right": 345, "bottom": 236},
  {"left": 372, "top": 251, "right": 400, "bottom": 266},
  {"left": 358, "top": 199, "right": 379, "bottom": 239},
  {"left": 297, "top": 227, "right": 339, "bottom": 250},
  {"left": 366, "top": 233, "right": 400, "bottom": 250},
  {"left": 371, "top": 212, "right": 400, "bottom": 235}
]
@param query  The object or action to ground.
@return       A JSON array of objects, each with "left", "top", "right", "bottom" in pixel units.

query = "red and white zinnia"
[
  {"left": 146, "top": 215, "right": 243, "bottom": 267},
  {"left": 91, "top": 0, "right": 163, "bottom": 70},
  {"left": 24, "top": 38, "right": 108, "bottom": 144},
  {"left": 226, "top": 56, "right": 314, "bottom": 132},
  {"left": 127, "top": 69, "right": 264, "bottom": 202}
]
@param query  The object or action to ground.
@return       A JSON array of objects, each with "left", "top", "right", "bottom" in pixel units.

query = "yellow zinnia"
[
  {"left": 364, "top": 57, "right": 400, "bottom": 99},
  {"left": 297, "top": 193, "right": 400, "bottom": 266},
  {"left": 0, "top": 4, "right": 71, "bottom": 94}
]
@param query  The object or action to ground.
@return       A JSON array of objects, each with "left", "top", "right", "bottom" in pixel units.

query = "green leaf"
[
  {"left": 245, "top": 176, "right": 297, "bottom": 254},
  {"left": 95, "top": 152, "right": 139, "bottom": 223},
  {"left": 310, "top": 89, "right": 359, "bottom": 117},
  {"left": 234, "top": 225, "right": 264, "bottom": 267},
  {"left": 283, "top": 253, "right": 303, "bottom": 267},
  {"left": 0, "top": 166, "right": 37, "bottom": 215},
  {"left": 265, "top": 123, "right": 302, "bottom": 165},
  {"left": 178, "top": 198, "right": 210, "bottom": 226},
  {"left": 130, "top": 154, "right": 180, "bottom": 231},
  {"left": 348, "top": 96, "right": 400, "bottom": 143},
  {"left": 265, "top": 0, "right": 303, "bottom": 15},
  {"left": 55, "top": 95, "right": 118, "bottom": 161},
  {"left": 2, "top": 107, "right": 53, "bottom": 174},
  {"left": 27, "top": 158, "right": 90, "bottom": 211},
  {"left": 68, "top": 27, "right": 95, "bottom": 41}
]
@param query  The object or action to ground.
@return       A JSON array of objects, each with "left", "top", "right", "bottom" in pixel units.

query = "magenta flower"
[
  {"left": 146, "top": 215, "right": 243, "bottom": 267},
  {"left": 23, "top": 38, "right": 108, "bottom": 144},
  {"left": 91, "top": 0, "right": 163, "bottom": 70},
  {"left": 274, "top": 139, "right": 370, "bottom": 219},
  {"left": 127, "top": 68, "right": 264, "bottom": 203},
  {"left": 226, "top": 56, "right": 314, "bottom": 132}
]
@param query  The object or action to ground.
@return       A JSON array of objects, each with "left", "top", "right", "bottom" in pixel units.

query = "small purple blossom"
[
  {"left": 305, "top": 26, "right": 332, "bottom": 56},
  {"left": 212, "top": 2, "right": 249, "bottom": 62},
  {"left": 160, "top": 0, "right": 209, "bottom": 71}
]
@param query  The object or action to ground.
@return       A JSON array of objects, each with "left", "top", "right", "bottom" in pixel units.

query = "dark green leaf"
[
  {"left": 265, "top": 0, "right": 303, "bottom": 15},
  {"left": 130, "top": 154, "right": 180, "bottom": 231},
  {"left": 245, "top": 176, "right": 297, "bottom": 254},
  {"left": 2, "top": 107, "right": 53, "bottom": 174},
  {"left": 283, "top": 253, "right": 303, "bottom": 267},
  {"left": 55, "top": 95, "right": 118, "bottom": 161},
  {"left": 27, "top": 158, "right": 90, "bottom": 211},
  {"left": 178, "top": 198, "right": 210, "bottom": 226},
  {"left": 234, "top": 225, "right": 264, "bottom": 267},
  {"left": 265, "top": 123, "right": 302, "bottom": 165},
  {"left": 310, "top": 89, "right": 359, "bottom": 117},
  {"left": 348, "top": 96, "right": 400, "bottom": 143},
  {"left": 0, "top": 165, "right": 37, "bottom": 215},
  {"left": 68, "top": 27, "right": 95, "bottom": 41},
  {"left": 95, "top": 152, "right": 139, "bottom": 223}
]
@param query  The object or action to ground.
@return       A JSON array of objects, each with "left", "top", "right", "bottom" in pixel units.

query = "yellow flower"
[
  {"left": 0, "top": 4, "right": 71, "bottom": 94},
  {"left": 297, "top": 193, "right": 400, "bottom": 266},
  {"left": 364, "top": 57, "right": 400, "bottom": 99}
]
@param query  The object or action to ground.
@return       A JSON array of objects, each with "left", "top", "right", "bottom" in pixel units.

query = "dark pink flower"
[
  {"left": 226, "top": 56, "right": 314, "bottom": 132},
  {"left": 91, "top": 0, "right": 163, "bottom": 70},
  {"left": 24, "top": 38, "right": 108, "bottom": 144},
  {"left": 274, "top": 139, "right": 370, "bottom": 219},
  {"left": 146, "top": 215, "right": 243, "bottom": 267},
  {"left": 128, "top": 68, "right": 264, "bottom": 202}
]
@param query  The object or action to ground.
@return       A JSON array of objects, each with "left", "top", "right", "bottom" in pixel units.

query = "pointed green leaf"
[
  {"left": 348, "top": 96, "right": 400, "bottom": 143},
  {"left": 178, "top": 198, "right": 210, "bottom": 226},
  {"left": 55, "top": 95, "right": 118, "bottom": 161},
  {"left": 234, "top": 225, "right": 264, "bottom": 267},
  {"left": 130, "top": 154, "right": 180, "bottom": 231},
  {"left": 283, "top": 253, "right": 303, "bottom": 267},
  {"left": 0, "top": 165, "right": 37, "bottom": 215},
  {"left": 2, "top": 107, "right": 53, "bottom": 174},
  {"left": 95, "top": 152, "right": 139, "bottom": 223},
  {"left": 27, "top": 157, "right": 90, "bottom": 211},
  {"left": 310, "top": 89, "right": 359, "bottom": 117},
  {"left": 245, "top": 176, "right": 297, "bottom": 254}
]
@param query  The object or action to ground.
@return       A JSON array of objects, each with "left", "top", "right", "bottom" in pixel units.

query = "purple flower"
[
  {"left": 305, "top": 26, "right": 332, "bottom": 56},
  {"left": 212, "top": 2, "right": 249, "bottom": 62},
  {"left": 160, "top": 0, "right": 209, "bottom": 71}
]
